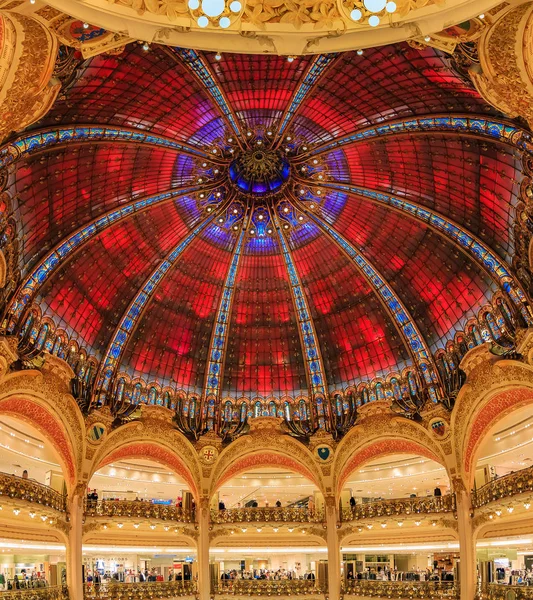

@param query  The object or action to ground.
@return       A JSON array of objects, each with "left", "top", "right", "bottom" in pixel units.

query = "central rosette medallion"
[{"left": 229, "top": 148, "right": 291, "bottom": 196}]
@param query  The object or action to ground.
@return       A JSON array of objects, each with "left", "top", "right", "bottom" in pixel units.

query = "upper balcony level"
[
  {"left": 340, "top": 494, "right": 456, "bottom": 522},
  {"left": 211, "top": 506, "right": 324, "bottom": 525},
  {"left": 0, "top": 472, "right": 66, "bottom": 513},
  {"left": 472, "top": 466, "right": 533, "bottom": 509},
  {"left": 85, "top": 499, "right": 195, "bottom": 523}
]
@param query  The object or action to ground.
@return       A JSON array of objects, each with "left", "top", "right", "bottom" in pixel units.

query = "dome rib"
[
  {"left": 318, "top": 180, "right": 531, "bottom": 323},
  {"left": 170, "top": 47, "right": 245, "bottom": 146},
  {"left": 0, "top": 125, "right": 224, "bottom": 172},
  {"left": 297, "top": 115, "right": 530, "bottom": 162},
  {"left": 274, "top": 54, "right": 339, "bottom": 143},
  {"left": 203, "top": 211, "right": 249, "bottom": 402},
  {"left": 6, "top": 184, "right": 207, "bottom": 329},
  {"left": 290, "top": 193, "right": 438, "bottom": 394},
  {"left": 94, "top": 196, "right": 233, "bottom": 395},
  {"left": 270, "top": 206, "right": 328, "bottom": 399}
]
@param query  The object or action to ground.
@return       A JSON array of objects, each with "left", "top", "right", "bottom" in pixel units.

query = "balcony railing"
[
  {"left": 215, "top": 579, "right": 322, "bottom": 595},
  {"left": 211, "top": 506, "right": 324, "bottom": 524},
  {"left": 477, "top": 583, "right": 533, "bottom": 599},
  {"left": 472, "top": 466, "right": 533, "bottom": 509},
  {"left": 0, "top": 586, "right": 69, "bottom": 599},
  {"left": 342, "top": 580, "right": 458, "bottom": 598},
  {"left": 0, "top": 472, "right": 66, "bottom": 512},
  {"left": 341, "top": 494, "right": 456, "bottom": 521},
  {"left": 84, "top": 581, "right": 196, "bottom": 599},
  {"left": 84, "top": 499, "right": 195, "bottom": 522}
]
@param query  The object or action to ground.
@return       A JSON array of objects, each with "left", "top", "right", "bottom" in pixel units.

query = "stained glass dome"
[{"left": 1, "top": 43, "right": 529, "bottom": 409}]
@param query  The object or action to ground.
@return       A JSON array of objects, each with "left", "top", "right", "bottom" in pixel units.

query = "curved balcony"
[
  {"left": 342, "top": 580, "right": 458, "bottom": 598},
  {"left": 84, "top": 581, "right": 196, "bottom": 599},
  {"left": 211, "top": 506, "right": 324, "bottom": 525},
  {"left": 341, "top": 495, "right": 456, "bottom": 521},
  {"left": 0, "top": 472, "right": 66, "bottom": 513},
  {"left": 215, "top": 579, "right": 322, "bottom": 596},
  {"left": 0, "top": 586, "right": 69, "bottom": 599},
  {"left": 478, "top": 583, "right": 533, "bottom": 599},
  {"left": 472, "top": 466, "right": 533, "bottom": 509},
  {"left": 84, "top": 500, "right": 195, "bottom": 522}
]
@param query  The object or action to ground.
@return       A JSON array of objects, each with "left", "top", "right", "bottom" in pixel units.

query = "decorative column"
[
  {"left": 197, "top": 497, "right": 211, "bottom": 600},
  {"left": 66, "top": 491, "right": 84, "bottom": 600},
  {"left": 325, "top": 495, "right": 341, "bottom": 600},
  {"left": 454, "top": 479, "right": 476, "bottom": 600}
]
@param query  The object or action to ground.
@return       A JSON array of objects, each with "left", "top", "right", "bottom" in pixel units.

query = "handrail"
[
  {"left": 211, "top": 506, "right": 325, "bottom": 524},
  {"left": 0, "top": 586, "right": 69, "bottom": 599},
  {"left": 84, "top": 581, "right": 196, "bottom": 599},
  {"left": 341, "top": 494, "right": 456, "bottom": 521},
  {"left": 342, "top": 580, "right": 458, "bottom": 598},
  {"left": 472, "top": 466, "right": 533, "bottom": 508},
  {"left": 215, "top": 579, "right": 322, "bottom": 595},
  {"left": 0, "top": 472, "right": 66, "bottom": 512},
  {"left": 84, "top": 499, "right": 195, "bottom": 522},
  {"left": 478, "top": 582, "right": 533, "bottom": 599}
]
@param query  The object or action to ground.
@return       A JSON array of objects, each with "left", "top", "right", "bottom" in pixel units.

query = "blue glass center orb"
[{"left": 229, "top": 149, "right": 290, "bottom": 196}]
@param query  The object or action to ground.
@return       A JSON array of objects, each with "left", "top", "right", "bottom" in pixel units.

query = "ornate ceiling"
[
  {"left": 0, "top": 41, "right": 530, "bottom": 405},
  {"left": 41, "top": 0, "right": 498, "bottom": 55}
]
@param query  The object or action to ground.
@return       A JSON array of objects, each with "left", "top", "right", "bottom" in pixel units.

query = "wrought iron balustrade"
[
  {"left": 0, "top": 586, "right": 69, "bottom": 600},
  {"left": 84, "top": 581, "right": 196, "bottom": 599},
  {"left": 211, "top": 506, "right": 324, "bottom": 524},
  {"left": 215, "top": 579, "right": 322, "bottom": 595},
  {"left": 84, "top": 499, "right": 195, "bottom": 522},
  {"left": 0, "top": 472, "right": 66, "bottom": 512},
  {"left": 341, "top": 494, "right": 456, "bottom": 521},
  {"left": 342, "top": 579, "right": 458, "bottom": 598},
  {"left": 477, "top": 583, "right": 533, "bottom": 599},
  {"left": 472, "top": 466, "right": 533, "bottom": 508}
]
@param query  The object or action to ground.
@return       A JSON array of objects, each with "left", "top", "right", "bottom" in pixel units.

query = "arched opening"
[
  {"left": 0, "top": 415, "right": 70, "bottom": 588},
  {"left": 338, "top": 442, "right": 455, "bottom": 585},
  {"left": 0, "top": 397, "right": 76, "bottom": 486},
  {"left": 84, "top": 451, "right": 197, "bottom": 584},
  {"left": 212, "top": 463, "right": 326, "bottom": 587}
]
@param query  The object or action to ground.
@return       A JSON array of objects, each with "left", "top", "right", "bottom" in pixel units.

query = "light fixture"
[
  {"left": 267, "top": 131, "right": 273, "bottom": 136},
  {"left": 164, "top": 525, "right": 170, "bottom": 531},
  {"left": 357, "top": 49, "right": 364, "bottom": 56},
  {"left": 525, "top": 502, "right": 531, "bottom": 510},
  {"left": 267, "top": 228, "right": 273, "bottom": 234},
  {"left": 40, "top": 515, "right": 47, "bottom": 522},
  {"left": 117, "top": 523, "right": 123, "bottom": 529},
  {"left": 241, "top": 527, "right": 247, "bottom": 533},
  {"left": 215, "top": 53, "right": 222, "bottom": 61},
  {"left": 288, "top": 528, "right": 294, "bottom": 533},
  {"left": 424, "top": 35, "right": 431, "bottom": 42},
  {"left": 415, "top": 520, "right": 421, "bottom": 527},
  {"left": 313, "top": 159, "right": 318, "bottom": 164},
  {"left": 397, "top": 521, "right": 403, "bottom": 527},
  {"left": 478, "top": 13, "right": 485, "bottom": 19},
  {"left": 256, "top": 527, "right": 262, "bottom": 532},
  {"left": 250, "top": 229, "right": 255, "bottom": 235},
  {"left": 29, "top": 512, "right": 35, "bottom": 518},
  {"left": 13, "top": 509, "right": 20, "bottom": 516},
  {"left": 83, "top": 22, "right": 89, "bottom": 29},
  {"left": 287, "top": 56, "right": 295, "bottom": 63},
  {"left": 366, "top": 524, "right": 373, "bottom": 530},
  {"left": 380, "top": 523, "right": 387, "bottom": 528},
  {"left": 150, "top": 524, "right": 156, "bottom": 530},
  {"left": 273, "top": 528, "right": 278, "bottom": 533},
  {"left": 495, "top": 509, "right": 502, "bottom": 517},
  {"left": 309, "top": 204, "right": 315, "bottom": 209},
  {"left": 103, "top": 525, "right": 108, "bottom": 530},
  {"left": 230, "top": 530, "right": 234, "bottom": 534},
  {"left": 133, "top": 523, "right": 140, "bottom": 529},
  {"left": 507, "top": 506, "right": 514, "bottom": 513},
  {"left": 364, "top": 0, "right": 386, "bottom": 11},
  {"left": 202, "top": 0, "right": 225, "bottom": 17},
  {"left": 142, "top": 43, "right": 150, "bottom": 51}
]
